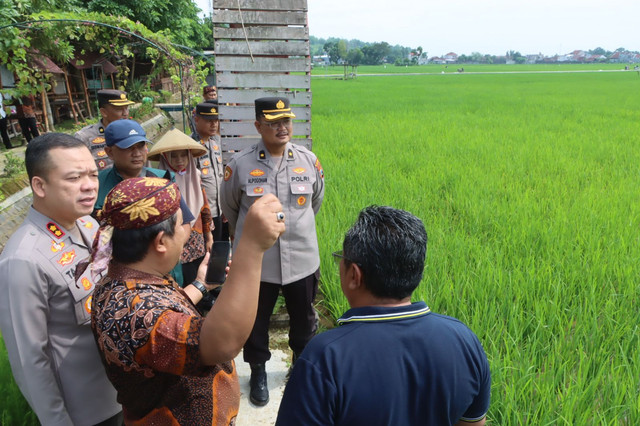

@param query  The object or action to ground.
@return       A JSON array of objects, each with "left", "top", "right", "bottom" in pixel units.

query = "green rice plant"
[
  {"left": 311, "top": 70, "right": 640, "bottom": 423},
  {"left": 0, "top": 335, "right": 37, "bottom": 425}
]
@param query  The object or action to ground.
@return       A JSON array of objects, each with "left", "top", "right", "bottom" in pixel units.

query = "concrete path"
[{"left": 234, "top": 349, "right": 290, "bottom": 425}]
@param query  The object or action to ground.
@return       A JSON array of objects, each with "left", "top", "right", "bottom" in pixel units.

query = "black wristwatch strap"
[{"left": 192, "top": 280, "right": 208, "bottom": 296}]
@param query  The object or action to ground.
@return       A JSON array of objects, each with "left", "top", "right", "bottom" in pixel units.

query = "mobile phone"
[{"left": 205, "top": 241, "right": 231, "bottom": 284}]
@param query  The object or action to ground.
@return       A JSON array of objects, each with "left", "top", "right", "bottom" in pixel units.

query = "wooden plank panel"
[
  {"left": 215, "top": 56, "right": 310, "bottom": 72},
  {"left": 222, "top": 137, "right": 312, "bottom": 154},
  {"left": 214, "top": 26, "right": 308, "bottom": 41},
  {"left": 215, "top": 41, "right": 308, "bottom": 56},
  {"left": 218, "top": 89, "right": 311, "bottom": 105},
  {"left": 220, "top": 121, "right": 310, "bottom": 135},
  {"left": 217, "top": 72, "right": 310, "bottom": 89},
  {"left": 213, "top": 0, "right": 307, "bottom": 11},
  {"left": 219, "top": 105, "right": 310, "bottom": 120},
  {"left": 213, "top": 10, "right": 307, "bottom": 25}
]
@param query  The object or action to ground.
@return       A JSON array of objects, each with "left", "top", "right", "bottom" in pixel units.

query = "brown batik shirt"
[{"left": 91, "top": 262, "right": 239, "bottom": 425}]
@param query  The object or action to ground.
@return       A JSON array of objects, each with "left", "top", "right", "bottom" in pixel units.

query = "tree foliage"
[{"left": 0, "top": 1, "right": 206, "bottom": 100}]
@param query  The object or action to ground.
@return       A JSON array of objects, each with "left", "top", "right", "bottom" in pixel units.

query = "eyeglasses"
[
  {"left": 332, "top": 250, "right": 357, "bottom": 266},
  {"left": 263, "top": 118, "right": 292, "bottom": 129}
]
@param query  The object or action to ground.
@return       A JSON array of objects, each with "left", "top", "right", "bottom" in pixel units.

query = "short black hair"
[
  {"left": 111, "top": 214, "right": 178, "bottom": 264},
  {"left": 25, "top": 133, "right": 87, "bottom": 182},
  {"left": 343, "top": 206, "right": 427, "bottom": 300}
]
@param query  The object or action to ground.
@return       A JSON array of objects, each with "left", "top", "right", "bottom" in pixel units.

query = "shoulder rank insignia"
[
  {"left": 57, "top": 249, "right": 76, "bottom": 266},
  {"left": 288, "top": 149, "right": 294, "bottom": 159},
  {"left": 84, "top": 295, "right": 92, "bottom": 314},
  {"left": 224, "top": 166, "right": 233, "bottom": 181},
  {"left": 315, "top": 158, "right": 324, "bottom": 179},
  {"left": 250, "top": 169, "right": 265, "bottom": 177},
  {"left": 259, "top": 150, "right": 266, "bottom": 160},
  {"left": 47, "top": 222, "right": 65, "bottom": 239}
]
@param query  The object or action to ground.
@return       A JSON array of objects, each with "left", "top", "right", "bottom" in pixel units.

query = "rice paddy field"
[
  {"left": 1, "top": 65, "right": 639, "bottom": 424},
  {"left": 312, "top": 67, "right": 640, "bottom": 423}
]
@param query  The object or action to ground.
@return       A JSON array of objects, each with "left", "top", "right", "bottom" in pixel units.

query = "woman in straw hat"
[{"left": 148, "top": 128, "right": 212, "bottom": 284}]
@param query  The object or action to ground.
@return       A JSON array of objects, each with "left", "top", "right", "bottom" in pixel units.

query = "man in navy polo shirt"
[{"left": 276, "top": 206, "right": 491, "bottom": 426}]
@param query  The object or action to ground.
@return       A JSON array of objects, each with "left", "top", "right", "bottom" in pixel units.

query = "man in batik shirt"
[{"left": 90, "top": 177, "right": 285, "bottom": 424}]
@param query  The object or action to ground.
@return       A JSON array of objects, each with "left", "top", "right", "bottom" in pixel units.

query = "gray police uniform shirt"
[
  {"left": 221, "top": 141, "right": 325, "bottom": 285},
  {"left": 74, "top": 121, "right": 113, "bottom": 171},
  {"left": 0, "top": 208, "right": 121, "bottom": 425},
  {"left": 192, "top": 133, "right": 224, "bottom": 217}
]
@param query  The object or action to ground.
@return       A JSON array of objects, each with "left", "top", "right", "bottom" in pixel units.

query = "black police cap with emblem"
[
  {"left": 255, "top": 97, "right": 296, "bottom": 121},
  {"left": 97, "top": 90, "right": 134, "bottom": 108},
  {"left": 195, "top": 102, "right": 219, "bottom": 120}
]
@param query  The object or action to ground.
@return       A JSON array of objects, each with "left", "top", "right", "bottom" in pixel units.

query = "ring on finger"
[{"left": 276, "top": 212, "right": 285, "bottom": 222}]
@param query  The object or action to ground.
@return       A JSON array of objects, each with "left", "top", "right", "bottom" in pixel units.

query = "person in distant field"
[
  {"left": 0, "top": 133, "right": 122, "bottom": 425},
  {"left": 276, "top": 206, "right": 491, "bottom": 426},
  {"left": 90, "top": 177, "right": 285, "bottom": 424},
  {"left": 221, "top": 96, "right": 325, "bottom": 407},
  {"left": 75, "top": 89, "right": 134, "bottom": 171},
  {"left": 16, "top": 94, "right": 39, "bottom": 143}
]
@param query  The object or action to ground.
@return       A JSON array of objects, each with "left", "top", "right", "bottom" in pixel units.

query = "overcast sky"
[{"left": 199, "top": 0, "right": 640, "bottom": 56}]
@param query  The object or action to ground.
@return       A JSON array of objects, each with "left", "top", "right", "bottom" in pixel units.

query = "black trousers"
[
  {"left": 243, "top": 270, "right": 319, "bottom": 364},
  {"left": 0, "top": 117, "right": 11, "bottom": 149},
  {"left": 18, "top": 117, "right": 39, "bottom": 142}
]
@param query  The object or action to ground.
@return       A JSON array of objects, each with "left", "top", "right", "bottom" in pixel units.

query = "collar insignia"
[
  {"left": 46, "top": 222, "right": 65, "bottom": 239},
  {"left": 288, "top": 149, "right": 294, "bottom": 159},
  {"left": 259, "top": 150, "right": 266, "bottom": 160}
]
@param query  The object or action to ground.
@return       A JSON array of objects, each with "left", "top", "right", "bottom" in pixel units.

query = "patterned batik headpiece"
[{"left": 78, "top": 178, "right": 182, "bottom": 282}]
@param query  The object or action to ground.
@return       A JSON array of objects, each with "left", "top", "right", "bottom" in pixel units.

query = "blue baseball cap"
[{"left": 105, "top": 119, "right": 150, "bottom": 148}]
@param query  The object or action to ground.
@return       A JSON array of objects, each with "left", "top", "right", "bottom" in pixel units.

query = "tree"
[
  {"left": 323, "top": 41, "right": 340, "bottom": 64},
  {"left": 82, "top": 0, "right": 211, "bottom": 48},
  {"left": 361, "top": 41, "right": 390, "bottom": 65},
  {"left": 337, "top": 40, "right": 347, "bottom": 62},
  {"left": 346, "top": 48, "right": 364, "bottom": 66}
]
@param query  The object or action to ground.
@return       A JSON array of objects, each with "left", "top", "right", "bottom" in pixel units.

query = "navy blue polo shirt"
[{"left": 276, "top": 302, "right": 491, "bottom": 426}]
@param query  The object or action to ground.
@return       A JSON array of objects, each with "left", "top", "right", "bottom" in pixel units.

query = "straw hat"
[{"left": 147, "top": 128, "right": 207, "bottom": 160}]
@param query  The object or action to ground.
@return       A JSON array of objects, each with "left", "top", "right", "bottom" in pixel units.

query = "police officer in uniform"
[
  {"left": 192, "top": 102, "right": 226, "bottom": 241},
  {"left": 75, "top": 89, "right": 134, "bottom": 171},
  {"left": 220, "top": 97, "right": 325, "bottom": 407},
  {"left": 0, "top": 133, "right": 122, "bottom": 425}
]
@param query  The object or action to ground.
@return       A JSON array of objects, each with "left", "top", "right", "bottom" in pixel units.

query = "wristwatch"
[{"left": 192, "top": 280, "right": 208, "bottom": 296}]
